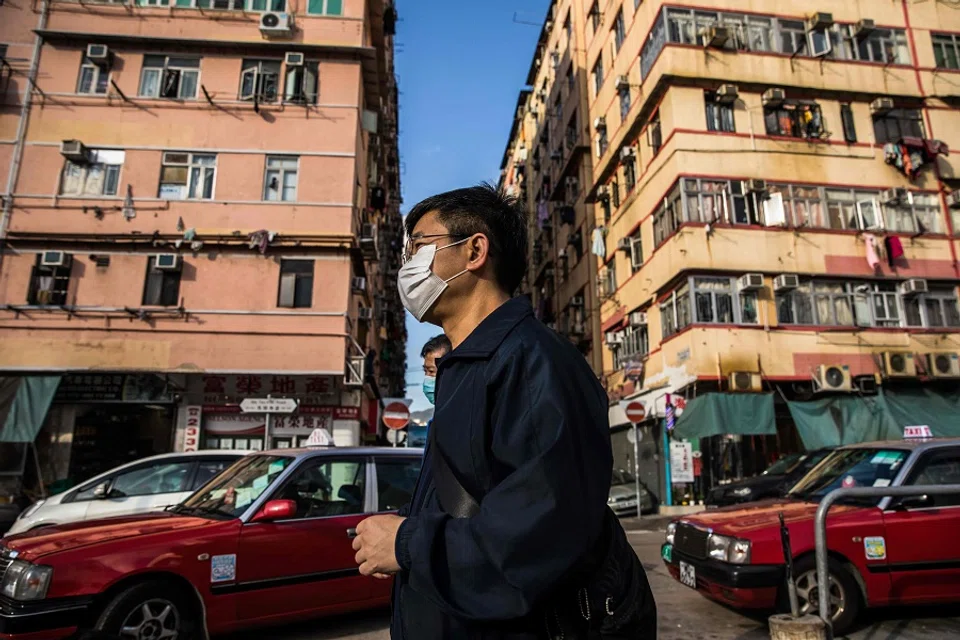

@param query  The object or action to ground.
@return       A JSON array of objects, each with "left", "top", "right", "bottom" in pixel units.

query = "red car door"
[
  {"left": 881, "top": 446, "right": 960, "bottom": 604},
  {"left": 234, "top": 456, "right": 373, "bottom": 623}
]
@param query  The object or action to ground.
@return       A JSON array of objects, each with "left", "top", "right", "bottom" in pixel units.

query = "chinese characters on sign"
[
  {"left": 183, "top": 406, "right": 202, "bottom": 452},
  {"left": 196, "top": 375, "right": 335, "bottom": 404},
  {"left": 670, "top": 441, "right": 694, "bottom": 483},
  {"left": 55, "top": 374, "right": 172, "bottom": 403}
]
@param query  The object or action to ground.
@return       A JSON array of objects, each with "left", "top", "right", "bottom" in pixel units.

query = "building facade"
[
  {"left": 0, "top": 0, "right": 404, "bottom": 490},
  {"left": 505, "top": 0, "right": 960, "bottom": 505}
]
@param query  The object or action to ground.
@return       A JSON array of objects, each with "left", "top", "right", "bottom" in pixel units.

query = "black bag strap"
[{"left": 429, "top": 426, "right": 481, "bottom": 519}]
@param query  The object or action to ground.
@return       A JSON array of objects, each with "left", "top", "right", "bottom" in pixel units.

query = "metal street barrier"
[{"left": 814, "top": 484, "right": 960, "bottom": 637}]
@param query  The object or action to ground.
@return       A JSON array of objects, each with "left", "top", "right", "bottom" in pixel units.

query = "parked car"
[
  {"left": 7, "top": 451, "right": 248, "bottom": 535},
  {"left": 0, "top": 447, "right": 423, "bottom": 639},
  {"left": 608, "top": 468, "right": 655, "bottom": 516},
  {"left": 661, "top": 438, "right": 960, "bottom": 634},
  {"left": 705, "top": 448, "right": 833, "bottom": 507}
]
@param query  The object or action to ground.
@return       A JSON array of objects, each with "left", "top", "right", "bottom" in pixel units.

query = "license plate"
[
  {"left": 679, "top": 561, "right": 696, "bottom": 589},
  {"left": 620, "top": 499, "right": 637, "bottom": 508}
]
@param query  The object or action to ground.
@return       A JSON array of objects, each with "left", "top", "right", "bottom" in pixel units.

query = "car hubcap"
[
  {"left": 120, "top": 599, "right": 180, "bottom": 640},
  {"left": 794, "top": 569, "right": 846, "bottom": 621}
]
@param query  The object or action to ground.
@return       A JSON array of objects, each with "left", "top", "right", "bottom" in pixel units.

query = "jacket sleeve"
[{"left": 394, "top": 344, "right": 612, "bottom": 621}]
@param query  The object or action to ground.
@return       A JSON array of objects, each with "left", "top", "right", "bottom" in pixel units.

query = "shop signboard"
[
  {"left": 192, "top": 375, "right": 338, "bottom": 405},
  {"left": 183, "top": 406, "right": 202, "bottom": 452},
  {"left": 670, "top": 441, "right": 694, "bottom": 483},
  {"left": 55, "top": 374, "right": 172, "bottom": 404}
]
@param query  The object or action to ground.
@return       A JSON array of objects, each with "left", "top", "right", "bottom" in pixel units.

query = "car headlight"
[
  {"left": 665, "top": 522, "right": 677, "bottom": 545},
  {"left": 731, "top": 487, "right": 753, "bottom": 497},
  {"left": 707, "top": 534, "right": 751, "bottom": 564},
  {"left": 17, "top": 501, "right": 45, "bottom": 521},
  {"left": 1, "top": 561, "right": 52, "bottom": 601}
]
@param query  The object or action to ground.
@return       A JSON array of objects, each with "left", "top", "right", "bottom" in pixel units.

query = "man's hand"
[{"left": 353, "top": 514, "right": 405, "bottom": 577}]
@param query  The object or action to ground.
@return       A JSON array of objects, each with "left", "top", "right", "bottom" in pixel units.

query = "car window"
[
  {"left": 905, "top": 448, "right": 960, "bottom": 508},
  {"left": 111, "top": 461, "right": 194, "bottom": 498},
  {"left": 376, "top": 457, "right": 422, "bottom": 511},
  {"left": 183, "top": 455, "right": 293, "bottom": 518},
  {"left": 74, "top": 480, "right": 105, "bottom": 502},
  {"left": 274, "top": 459, "right": 366, "bottom": 519},
  {"left": 192, "top": 458, "right": 237, "bottom": 490}
]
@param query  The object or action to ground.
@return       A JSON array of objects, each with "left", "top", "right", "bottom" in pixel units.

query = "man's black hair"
[
  {"left": 405, "top": 183, "right": 528, "bottom": 294},
  {"left": 420, "top": 334, "right": 452, "bottom": 359}
]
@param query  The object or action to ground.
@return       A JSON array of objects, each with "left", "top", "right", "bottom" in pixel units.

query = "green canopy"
[
  {"left": 877, "top": 388, "right": 960, "bottom": 438},
  {"left": 672, "top": 392, "right": 776, "bottom": 439},
  {"left": 0, "top": 377, "right": 61, "bottom": 443}
]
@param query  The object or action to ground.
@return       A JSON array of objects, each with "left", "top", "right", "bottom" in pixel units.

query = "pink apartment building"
[{"left": 0, "top": 0, "right": 404, "bottom": 490}]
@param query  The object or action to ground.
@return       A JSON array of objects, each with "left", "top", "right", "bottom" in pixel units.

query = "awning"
[
  {"left": 0, "top": 377, "right": 62, "bottom": 443},
  {"left": 877, "top": 388, "right": 960, "bottom": 438},
  {"left": 672, "top": 393, "right": 776, "bottom": 440},
  {"left": 608, "top": 403, "right": 630, "bottom": 429}
]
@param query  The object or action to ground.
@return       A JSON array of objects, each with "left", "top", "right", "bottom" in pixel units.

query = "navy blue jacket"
[{"left": 391, "top": 296, "right": 613, "bottom": 639}]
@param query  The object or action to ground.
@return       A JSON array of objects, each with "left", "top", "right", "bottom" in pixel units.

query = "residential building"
[
  {"left": 0, "top": 0, "right": 404, "bottom": 489},
  {"left": 506, "top": 0, "right": 960, "bottom": 506}
]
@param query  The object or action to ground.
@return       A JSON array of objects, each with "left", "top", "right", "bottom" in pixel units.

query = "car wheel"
[
  {"left": 94, "top": 580, "right": 199, "bottom": 640},
  {"left": 790, "top": 555, "right": 861, "bottom": 635}
]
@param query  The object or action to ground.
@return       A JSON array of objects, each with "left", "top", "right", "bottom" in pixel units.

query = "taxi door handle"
[{"left": 346, "top": 527, "right": 358, "bottom": 538}]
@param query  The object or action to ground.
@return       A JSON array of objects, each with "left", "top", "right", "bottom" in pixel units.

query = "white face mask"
[{"left": 398, "top": 240, "right": 469, "bottom": 321}]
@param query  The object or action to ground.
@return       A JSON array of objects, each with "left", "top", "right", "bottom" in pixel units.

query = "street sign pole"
[
  {"left": 264, "top": 394, "right": 271, "bottom": 450},
  {"left": 240, "top": 396, "right": 298, "bottom": 451},
  {"left": 633, "top": 420, "right": 642, "bottom": 520}
]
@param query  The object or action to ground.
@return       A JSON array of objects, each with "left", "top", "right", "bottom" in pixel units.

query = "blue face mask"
[{"left": 423, "top": 376, "right": 436, "bottom": 405}]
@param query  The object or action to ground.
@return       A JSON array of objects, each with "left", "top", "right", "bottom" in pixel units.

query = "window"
[
  {"left": 610, "top": 180, "right": 621, "bottom": 209},
  {"left": 247, "top": 0, "right": 284, "bottom": 10},
  {"left": 375, "top": 457, "right": 422, "bottom": 511},
  {"left": 274, "top": 458, "right": 365, "bottom": 519},
  {"left": 143, "top": 256, "right": 182, "bottom": 307},
  {"left": 77, "top": 56, "right": 109, "bottom": 95},
  {"left": 704, "top": 91, "right": 734, "bottom": 132},
  {"left": 60, "top": 151, "right": 123, "bottom": 197},
  {"left": 615, "top": 324, "right": 649, "bottom": 369},
  {"left": 284, "top": 60, "right": 318, "bottom": 104},
  {"left": 196, "top": 0, "right": 244, "bottom": 8},
  {"left": 776, "top": 281, "right": 815, "bottom": 325},
  {"left": 589, "top": 1, "right": 600, "bottom": 34},
  {"left": 660, "top": 284, "right": 690, "bottom": 338},
  {"left": 278, "top": 259, "right": 314, "bottom": 308},
  {"left": 596, "top": 127, "right": 608, "bottom": 157},
  {"left": 904, "top": 448, "right": 960, "bottom": 508},
  {"left": 564, "top": 14, "right": 572, "bottom": 41},
  {"left": 205, "top": 437, "right": 263, "bottom": 451},
  {"left": 566, "top": 66, "right": 575, "bottom": 93},
  {"left": 883, "top": 193, "right": 942, "bottom": 234},
  {"left": 904, "top": 287, "right": 960, "bottom": 328},
  {"left": 138, "top": 55, "right": 199, "bottom": 99},
  {"left": 856, "top": 29, "right": 909, "bottom": 65},
  {"left": 866, "top": 283, "right": 901, "bottom": 327},
  {"left": 764, "top": 102, "right": 824, "bottom": 139},
  {"left": 111, "top": 461, "right": 193, "bottom": 497},
  {"left": 159, "top": 152, "right": 216, "bottom": 200},
  {"left": 653, "top": 183, "right": 682, "bottom": 246},
  {"left": 779, "top": 20, "right": 806, "bottom": 54},
  {"left": 592, "top": 56, "right": 604, "bottom": 96},
  {"left": 840, "top": 104, "right": 857, "bottom": 143},
  {"left": 933, "top": 33, "right": 960, "bottom": 70},
  {"left": 873, "top": 108, "right": 924, "bottom": 144},
  {"left": 623, "top": 157, "right": 636, "bottom": 193},
  {"left": 306, "top": 0, "right": 341, "bottom": 15},
  {"left": 240, "top": 59, "right": 281, "bottom": 103},
  {"left": 619, "top": 86, "right": 631, "bottom": 121},
  {"left": 808, "top": 26, "right": 832, "bottom": 57},
  {"left": 628, "top": 232, "right": 643, "bottom": 272},
  {"left": 192, "top": 459, "right": 238, "bottom": 490},
  {"left": 263, "top": 156, "right": 298, "bottom": 201},
  {"left": 692, "top": 277, "right": 736, "bottom": 324},
  {"left": 648, "top": 111, "right": 662, "bottom": 155},
  {"left": 613, "top": 10, "right": 626, "bottom": 54},
  {"left": 28, "top": 254, "right": 71, "bottom": 306}
]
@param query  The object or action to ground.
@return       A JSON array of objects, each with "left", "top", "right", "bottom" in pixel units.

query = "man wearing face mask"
[
  {"left": 352, "top": 184, "right": 657, "bottom": 640},
  {"left": 406, "top": 334, "right": 450, "bottom": 448}
]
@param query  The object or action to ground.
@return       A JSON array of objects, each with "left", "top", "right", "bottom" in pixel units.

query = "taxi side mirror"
[
  {"left": 92, "top": 481, "right": 111, "bottom": 500},
  {"left": 251, "top": 499, "right": 297, "bottom": 523}
]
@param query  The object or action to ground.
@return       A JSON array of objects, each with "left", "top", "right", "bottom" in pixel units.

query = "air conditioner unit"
[
  {"left": 605, "top": 332, "right": 623, "bottom": 346},
  {"left": 358, "top": 307, "right": 373, "bottom": 321},
  {"left": 807, "top": 12, "right": 834, "bottom": 31},
  {"left": 571, "top": 295, "right": 585, "bottom": 307},
  {"left": 619, "top": 146, "right": 636, "bottom": 161},
  {"left": 743, "top": 178, "right": 767, "bottom": 193},
  {"left": 352, "top": 276, "right": 366, "bottom": 293},
  {"left": 880, "top": 187, "right": 908, "bottom": 205},
  {"left": 773, "top": 274, "right": 800, "bottom": 291},
  {"left": 360, "top": 223, "right": 376, "bottom": 240},
  {"left": 40, "top": 251, "right": 67, "bottom": 267},
  {"left": 716, "top": 84, "right": 739, "bottom": 103},
  {"left": 60, "top": 140, "right": 89, "bottom": 163},
  {"left": 701, "top": 25, "right": 731, "bottom": 48},
  {"left": 344, "top": 355, "right": 365, "bottom": 387},
  {"left": 816, "top": 364, "right": 853, "bottom": 392},
  {"left": 855, "top": 18, "right": 876, "bottom": 39},
  {"left": 155, "top": 254, "right": 180, "bottom": 270},
  {"left": 284, "top": 52, "right": 304, "bottom": 66},
  {"left": 761, "top": 88, "right": 786, "bottom": 107},
  {"left": 899, "top": 278, "right": 928, "bottom": 296},
  {"left": 259, "top": 12, "right": 293, "bottom": 37},
  {"left": 870, "top": 98, "right": 895, "bottom": 115},
  {"left": 629, "top": 311, "right": 648, "bottom": 326},
  {"left": 927, "top": 353, "right": 960, "bottom": 378},
  {"left": 616, "top": 75, "right": 630, "bottom": 91},
  {"left": 617, "top": 237, "right": 631, "bottom": 252},
  {"left": 738, "top": 273, "right": 764, "bottom": 290},
  {"left": 948, "top": 190, "right": 960, "bottom": 210},
  {"left": 728, "top": 371, "right": 761, "bottom": 392},
  {"left": 882, "top": 352, "right": 917, "bottom": 377},
  {"left": 593, "top": 116, "right": 606, "bottom": 130},
  {"left": 85, "top": 44, "right": 111, "bottom": 65}
]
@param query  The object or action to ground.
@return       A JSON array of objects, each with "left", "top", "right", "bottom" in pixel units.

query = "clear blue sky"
[{"left": 395, "top": 0, "right": 549, "bottom": 411}]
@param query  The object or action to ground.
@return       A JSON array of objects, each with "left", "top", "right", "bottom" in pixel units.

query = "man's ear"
[{"left": 465, "top": 234, "right": 491, "bottom": 272}]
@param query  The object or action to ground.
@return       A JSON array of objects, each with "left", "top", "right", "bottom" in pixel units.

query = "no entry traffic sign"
[
  {"left": 625, "top": 401, "right": 646, "bottom": 424},
  {"left": 383, "top": 401, "right": 411, "bottom": 430}
]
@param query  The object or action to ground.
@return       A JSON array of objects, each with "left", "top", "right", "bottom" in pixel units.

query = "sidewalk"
[{"left": 619, "top": 513, "right": 674, "bottom": 532}]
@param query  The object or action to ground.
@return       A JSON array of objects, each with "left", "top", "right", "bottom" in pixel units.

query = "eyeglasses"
[{"left": 401, "top": 233, "right": 467, "bottom": 264}]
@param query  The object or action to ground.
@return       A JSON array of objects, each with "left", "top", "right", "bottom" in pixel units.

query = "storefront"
[{"left": 196, "top": 406, "right": 361, "bottom": 451}]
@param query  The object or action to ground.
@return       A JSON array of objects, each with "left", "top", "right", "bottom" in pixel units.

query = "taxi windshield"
[
  {"left": 761, "top": 452, "right": 805, "bottom": 476},
  {"left": 177, "top": 454, "right": 294, "bottom": 519},
  {"left": 788, "top": 448, "right": 908, "bottom": 505}
]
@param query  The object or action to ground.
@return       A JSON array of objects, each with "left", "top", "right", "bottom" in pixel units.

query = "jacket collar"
[{"left": 439, "top": 296, "right": 533, "bottom": 364}]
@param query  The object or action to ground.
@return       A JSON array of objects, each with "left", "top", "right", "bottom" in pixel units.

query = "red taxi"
[
  {"left": 0, "top": 447, "right": 422, "bottom": 639},
  {"left": 661, "top": 438, "right": 960, "bottom": 633}
]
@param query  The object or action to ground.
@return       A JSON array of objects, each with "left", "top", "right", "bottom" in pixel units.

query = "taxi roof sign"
[{"left": 903, "top": 425, "right": 933, "bottom": 439}]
